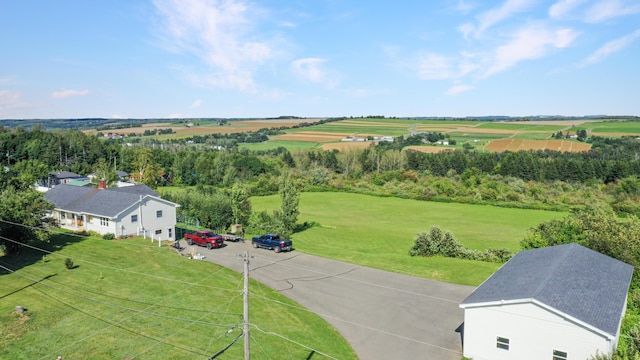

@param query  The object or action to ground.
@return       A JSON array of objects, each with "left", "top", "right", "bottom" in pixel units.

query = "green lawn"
[
  {"left": 0, "top": 233, "right": 356, "bottom": 359},
  {"left": 240, "top": 140, "right": 321, "bottom": 151},
  {"left": 475, "top": 123, "right": 567, "bottom": 131},
  {"left": 252, "top": 192, "right": 566, "bottom": 286},
  {"left": 575, "top": 121, "right": 640, "bottom": 134}
]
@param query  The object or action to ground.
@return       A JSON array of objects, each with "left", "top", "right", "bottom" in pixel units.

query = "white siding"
[
  {"left": 115, "top": 197, "right": 177, "bottom": 241},
  {"left": 462, "top": 302, "right": 613, "bottom": 360}
]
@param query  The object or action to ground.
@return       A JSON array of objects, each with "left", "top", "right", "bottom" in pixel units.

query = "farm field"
[
  {"left": 86, "top": 117, "right": 639, "bottom": 152},
  {"left": 484, "top": 139, "right": 592, "bottom": 152},
  {"left": 252, "top": 192, "right": 566, "bottom": 286},
  {"left": 85, "top": 118, "right": 326, "bottom": 139},
  {"left": 0, "top": 233, "right": 356, "bottom": 359}
]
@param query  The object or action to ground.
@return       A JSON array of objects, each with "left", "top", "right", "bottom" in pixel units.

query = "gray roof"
[
  {"left": 116, "top": 170, "right": 129, "bottom": 178},
  {"left": 45, "top": 184, "right": 168, "bottom": 218},
  {"left": 49, "top": 171, "right": 86, "bottom": 179},
  {"left": 461, "top": 243, "right": 633, "bottom": 336}
]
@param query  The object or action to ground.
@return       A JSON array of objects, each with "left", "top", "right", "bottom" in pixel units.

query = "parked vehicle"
[
  {"left": 251, "top": 234, "right": 293, "bottom": 253},
  {"left": 219, "top": 233, "right": 243, "bottom": 242},
  {"left": 184, "top": 230, "right": 224, "bottom": 249}
]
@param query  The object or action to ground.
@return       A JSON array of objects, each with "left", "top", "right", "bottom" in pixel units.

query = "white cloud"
[
  {"left": 466, "top": 0, "right": 536, "bottom": 38},
  {"left": 417, "top": 52, "right": 479, "bottom": 80},
  {"left": 0, "top": 90, "right": 21, "bottom": 109},
  {"left": 291, "top": 58, "right": 338, "bottom": 88},
  {"left": 549, "top": 0, "right": 588, "bottom": 19},
  {"left": 582, "top": 29, "right": 640, "bottom": 65},
  {"left": 50, "top": 89, "right": 90, "bottom": 99},
  {"left": 153, "top": 0, "right": 276, "bottom": 92},
  {"left": 446, "top": 84, "right": 474, "bottom": 95},
  {"left": 455, "top": 0, "right": 475, "bottom": 13},
  {"left": 190, "top": 99, "right": 202, "bottom": 108},
  {"left": 485, "top": 24, "right": 579, "bottom": 76},
  {"left": 585, "top": 0, "right": 640, "bottom": 22}
]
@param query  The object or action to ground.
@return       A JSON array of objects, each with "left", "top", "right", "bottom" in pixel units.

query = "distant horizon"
[
  {"left": 2, "top": 1, "right": 639, "bottom": 118},
  {"left": 1, "top": 114, "right": 639, "bottom": 122}
]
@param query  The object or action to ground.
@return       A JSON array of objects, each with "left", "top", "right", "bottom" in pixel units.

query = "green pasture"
[
  {"left": 240, "top": 140, "right": 321, "bottom": 151},
  {"left": 509, "top": 132, "right": 553, "bottom": 140},
  {"left": 0, "top": 233, "right": 356, "bottom": 360},
  {"left": 475, "top": 122, "right": 567, "bottom": 132},
  {"left": 576, "top": 121, "right": 640, "bottom": 135},
  {"left": 252, "top": 192, "right": 566, "bottom": 286}
]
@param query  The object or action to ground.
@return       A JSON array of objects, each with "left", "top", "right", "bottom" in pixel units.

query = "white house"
[
  {"left": 44, "top": 183, "right": 180, "bottom": 241},
  {"left": 459, "top": 243, "right": 633, "bottom": 360}
]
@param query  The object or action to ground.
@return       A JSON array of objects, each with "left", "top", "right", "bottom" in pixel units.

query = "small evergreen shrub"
[
  {"left": 64, "top": 258, "right": 74, "bottom": 270},
  {"left": 103, "top": 233, "right": 115, "bottom": 240}
]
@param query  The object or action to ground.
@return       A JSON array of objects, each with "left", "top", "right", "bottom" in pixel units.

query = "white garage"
[{"left": 460, "top": 243, "right": 633, "bottom": 360}]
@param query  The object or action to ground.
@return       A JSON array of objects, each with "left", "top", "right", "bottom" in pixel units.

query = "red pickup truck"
[{"left": 184, "top": 230, "right": 224, "bottom": 249}]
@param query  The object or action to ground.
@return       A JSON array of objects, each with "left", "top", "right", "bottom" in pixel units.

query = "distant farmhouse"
[
  {"left": 44, "top": 182, "right": 179, "bottom": 240},
  {"left": 460, "top": 243, "right": 633, "bottom": 360}
]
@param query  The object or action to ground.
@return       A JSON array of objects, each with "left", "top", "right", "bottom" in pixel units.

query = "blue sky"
[{"left": 1, "top": 0, "right": 639, "bottom": 119}]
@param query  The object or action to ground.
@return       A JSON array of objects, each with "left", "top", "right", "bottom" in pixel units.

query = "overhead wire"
[{"left": 0, "top": 232, "right": 239, "bottom": 293}]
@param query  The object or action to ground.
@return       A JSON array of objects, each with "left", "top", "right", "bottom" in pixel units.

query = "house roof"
[
  {"left": 49, "top": 171, "right": 86, "bottom": 179},
  {"left": 116, "top": 170, "right": 129, "bottom": 177},
  {"left": 44, "top": 184, "right": 173, "bottom": 218},
  {"left": 460, "top": 243, "right": 633, "bottom": 337}
]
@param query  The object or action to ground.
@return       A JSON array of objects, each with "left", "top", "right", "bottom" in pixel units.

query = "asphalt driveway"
[{"left": 180, "top": 241, "right": 475, "bottom": 360}]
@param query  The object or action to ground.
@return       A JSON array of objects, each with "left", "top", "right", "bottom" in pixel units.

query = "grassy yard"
[
  {"left": 0, "top": 232, "right": 356, "bottom": 359},
  {"left": 252, "top": 192, "right": 566, "bottom": 286}
]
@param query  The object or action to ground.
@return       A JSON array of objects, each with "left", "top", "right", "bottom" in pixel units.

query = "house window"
[
  {"left": 496, "top": 337, "right": 509, "bottom": 350},
  {"left": 553, "top": 350, "right": 567, "bottom": 360},
  {"left": 155, "top": 229, "right": 162, "bottom": 235},
  {"left": 156, "top": 210, "right": 163, "bottom": 218},
  {"left": 131, "top": 215, "right": 138, "bottom": 223},
  {"left": 100, "top": 217, "right": 109, "bottom": 227},
  {"left": 168, "top": 228, "right": 172, "bottom": 238}
]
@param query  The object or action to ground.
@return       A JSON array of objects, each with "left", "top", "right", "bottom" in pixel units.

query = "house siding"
[
  {"left": 462, "top": 302, "right": 613, "bottom": 360},
  {"left": 115, "top": 197, "right": 177, "bottom": 241}
]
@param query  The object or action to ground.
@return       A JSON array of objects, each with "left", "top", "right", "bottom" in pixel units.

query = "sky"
[{"left": 1, "top": 0, "right": 639, "bottom": 119}]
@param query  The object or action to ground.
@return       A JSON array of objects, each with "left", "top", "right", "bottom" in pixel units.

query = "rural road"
[{"left": 180, "top": 241, "right": 475, "bottom": 360}]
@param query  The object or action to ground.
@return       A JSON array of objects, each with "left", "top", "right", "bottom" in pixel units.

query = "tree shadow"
[{"left": 0, "top": 232, "right": 89, "bottom": 276}]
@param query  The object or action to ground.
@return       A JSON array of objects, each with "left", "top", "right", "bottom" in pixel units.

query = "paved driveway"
[{"left": 180, "top": 241, "right": 475, "bottom": 360}]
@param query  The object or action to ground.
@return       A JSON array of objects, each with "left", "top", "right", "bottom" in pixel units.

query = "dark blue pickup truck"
[{"left": 251, "top": 234, "right": 293, "bottom": 253}]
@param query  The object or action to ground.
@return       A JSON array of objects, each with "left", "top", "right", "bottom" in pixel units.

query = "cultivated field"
[
  {"left": 87, "top": 117, "right": 638, "bottom": 152},
  {"left": 484, "top": 139, "right": 592, "bottom": 152},
  {"left": 252, "top": 192, "right": 566, "bottom": 286}
]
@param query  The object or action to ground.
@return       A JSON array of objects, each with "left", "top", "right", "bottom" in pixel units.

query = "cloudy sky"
[{"left": 1, "top": 0, "right": 639, "bottom": 119}]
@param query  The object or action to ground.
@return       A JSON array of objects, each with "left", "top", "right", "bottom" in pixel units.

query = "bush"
[
  {"left": 409, "top": 226, "right": 463, "bottom": 257},
  {"left": 102, "top": 233, "right": 115, "bottom": 240},
  {"left": 64, "top": 258, "right": 74, "bottom": 270}
]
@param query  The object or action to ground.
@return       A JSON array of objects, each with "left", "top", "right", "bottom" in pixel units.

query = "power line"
[
  {"left": 250, "top": 323, "right": 340, "bottom": 360},
  {"left": 0, "top": 263, "right": 236, "bottom": 327},
  {"left": 0, "top": 233, "right": 240, "bottom": 293},
  {"left": 250, "top": 253, "right": 461, "bottom": 304}
]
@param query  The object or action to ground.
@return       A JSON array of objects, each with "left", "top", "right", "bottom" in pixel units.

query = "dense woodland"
[{"left": 1, "top": 124, "right": 640, "bottom": 358}]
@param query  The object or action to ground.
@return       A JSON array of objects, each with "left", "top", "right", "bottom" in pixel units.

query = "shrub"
[
  {"left": 64, "top": 258, "right": 74, "bottom": 270},
  {"left": 102, "top": 233, "right": 115, "bottom": 240}
]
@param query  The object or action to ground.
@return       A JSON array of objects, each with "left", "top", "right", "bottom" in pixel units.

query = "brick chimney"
[{"left": 98, "top": 179, "right": 107, "bottom": 189}]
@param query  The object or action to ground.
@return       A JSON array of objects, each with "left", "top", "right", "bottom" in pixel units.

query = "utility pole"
[{"left": 243, "top": 251, "right": 250, "bottom": 360}]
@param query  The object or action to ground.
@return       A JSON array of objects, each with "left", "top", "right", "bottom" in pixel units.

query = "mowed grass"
[
  {"left": 0, "top": 233, "right": 356, "bottom": 360},
  {"left": 252, "top": 192, "right": 566, "bottom": 286},
  {"left": 575, "top": 121, "right": 640, "bottom": 135},
  {"left": 240, "top": 140, "right": 321, "bottom": 151},
  {"left": 475, "top": 122, "right": 567, "bottom": 132}
]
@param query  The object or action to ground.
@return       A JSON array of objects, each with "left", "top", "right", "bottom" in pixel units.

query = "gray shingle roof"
[
  {"left": 460, "top": 243, "right": 634, "bottom": 336},
  {"left": 45, "top": 184, "right": 165, "bottom": 218}
]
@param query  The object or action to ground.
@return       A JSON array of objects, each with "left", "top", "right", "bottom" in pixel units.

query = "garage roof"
[{"left": 460, "top": 243, "right": 633, "bottom": 336}]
